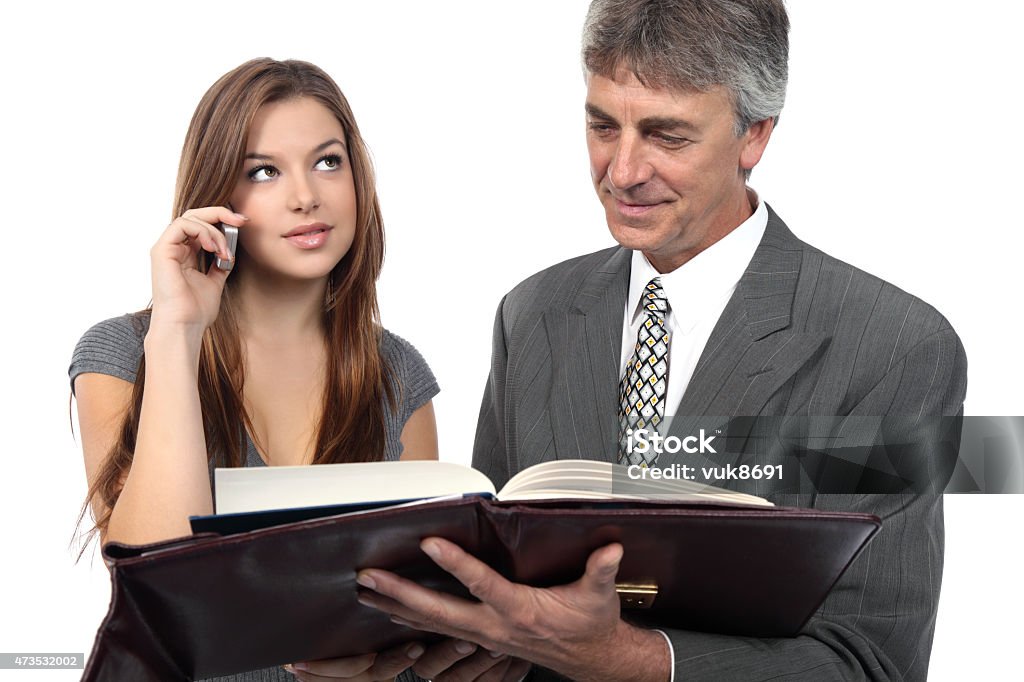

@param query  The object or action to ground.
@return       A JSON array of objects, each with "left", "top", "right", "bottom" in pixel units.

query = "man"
[{"left": 343, "top": 1, "right": 967, "bottom": 680}]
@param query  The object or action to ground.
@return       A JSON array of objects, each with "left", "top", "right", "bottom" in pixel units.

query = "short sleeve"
[
  {"left": 381, "top": 329, "right": 440, "bottom": 424},
  {"left": 69, "top": 313, "right": 150, "bottom": 395}
]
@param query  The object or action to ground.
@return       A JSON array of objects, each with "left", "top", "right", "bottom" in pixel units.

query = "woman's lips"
[{"left": 284, "top": 224, "right": 332, "bottom": 249}]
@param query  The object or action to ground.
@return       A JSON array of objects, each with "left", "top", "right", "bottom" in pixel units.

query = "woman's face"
[{"left": 229, "top": 96, "right": 357, "bottom": 283}]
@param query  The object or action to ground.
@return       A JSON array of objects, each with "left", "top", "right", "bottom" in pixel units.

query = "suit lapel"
[
  {"left": 544, "top": 248, "right": 630, "bottom": 463},
  {"left": 540, "top": 209, "right": 831, "bottom": 465},
  {"left": 668, "top": 208, "right": 831, "bottom": 439}
]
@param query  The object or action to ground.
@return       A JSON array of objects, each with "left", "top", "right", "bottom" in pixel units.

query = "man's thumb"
[{"left": 582, "top": 543, "right": 624, "bottom": 594}]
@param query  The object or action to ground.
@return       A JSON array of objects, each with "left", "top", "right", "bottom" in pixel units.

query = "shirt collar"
[{"left": 627, "top": 189, "right": 768, "bottom": 332}]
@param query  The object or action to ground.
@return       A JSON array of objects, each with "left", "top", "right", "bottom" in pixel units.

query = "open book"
[
  {"left": 213, "top": 458, "right": 772, "bottom": 515},
  {"left": 93, "top": 460, "right": 879, "bottom": 679}
]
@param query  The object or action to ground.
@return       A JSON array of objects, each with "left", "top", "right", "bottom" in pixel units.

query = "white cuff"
[{"left": 653, "top": 629, "right": 675, "bottom": 682}]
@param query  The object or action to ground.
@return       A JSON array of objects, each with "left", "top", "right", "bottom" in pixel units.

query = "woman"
[{"left": 69, "top": 59, "right": 446, "bottom": 681}]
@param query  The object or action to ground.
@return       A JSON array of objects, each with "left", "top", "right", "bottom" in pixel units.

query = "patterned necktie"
[{"left": 618, "top": 277, "right": 671, "bottom": 466}]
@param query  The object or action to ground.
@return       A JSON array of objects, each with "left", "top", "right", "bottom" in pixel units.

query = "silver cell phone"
[{"left": 216, "top": 223, "right": 238, "bottom": 271}]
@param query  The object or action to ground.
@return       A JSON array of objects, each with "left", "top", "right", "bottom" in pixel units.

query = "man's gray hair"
[{"left": 582, "top": 0, "right": 790, "bottom": 136}]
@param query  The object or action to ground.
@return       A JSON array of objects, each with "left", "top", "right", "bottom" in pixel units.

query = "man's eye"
[
  {"left": 653, "top": 133, "right": 687, "bottom": 146},
  {"left": 315, "top": 154, "right": 343, "bottom": 171},
  {"left": 248, "top": 166, "right": 279, "bottom": 182},
  {"left": 588, "top": 122, "right": 616, "bottom": 134}
]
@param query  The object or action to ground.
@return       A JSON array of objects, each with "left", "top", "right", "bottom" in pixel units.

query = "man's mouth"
[{"left": 613, "top": 198, "right": 664, "bottom": 217}]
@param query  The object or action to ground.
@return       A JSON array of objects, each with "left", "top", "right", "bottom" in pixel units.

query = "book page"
[
  {"left": 497, "top": 460, "right": 772, "bottom": 507},
  {"left": 215, "top": 460, "right": 496, "bottom": 514}
]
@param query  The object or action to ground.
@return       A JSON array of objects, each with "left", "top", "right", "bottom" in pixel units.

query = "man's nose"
[
  {"left": 607, "top": 134, "right": 654, "bottom": 190},
  {"left": 287, "top": 173, "right": 320, "bottom": 212}
]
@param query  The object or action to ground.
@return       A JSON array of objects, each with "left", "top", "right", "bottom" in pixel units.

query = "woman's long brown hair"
[{"left": 82, "top": 59, "right": 394, "bottom": 543}]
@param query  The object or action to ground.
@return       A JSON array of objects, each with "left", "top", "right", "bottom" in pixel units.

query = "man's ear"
[{"left": 739, "top": 118, "right": 775, "bottom": 173}]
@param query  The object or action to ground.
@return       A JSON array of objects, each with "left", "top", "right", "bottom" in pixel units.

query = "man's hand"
[
  {"left": 284, "top": 638, "right": 530, "bottom": 682},
  {"left": 355, "top": 539, "right": 669, "bottom": 682}
]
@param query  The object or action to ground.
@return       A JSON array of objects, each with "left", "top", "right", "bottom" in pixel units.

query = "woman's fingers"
[
  {"left": 148, "top": 206, "right": 246, "bottom": 330},
  {"left": 180, "top": 215, "right": 227, "bottom": 260},
  {"left": 156, "top": 207, "right": 246, "bottom": 262},
  {"left": 411, "top": 638, "right": 479, "bottom": 679},
  {"left": 288, "top": 641, "right": 426, "bottom": 680}
]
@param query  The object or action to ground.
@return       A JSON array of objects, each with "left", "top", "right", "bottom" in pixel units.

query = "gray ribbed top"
[
  {"left": 70, "top": 313, "right": 439, "bottom": 463},
  {"left": 69, "top": 313, "right": 439, "bottom": 681}
]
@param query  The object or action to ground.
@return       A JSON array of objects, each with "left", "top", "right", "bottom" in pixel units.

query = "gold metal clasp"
[{"left": 616, "top": 581, "right": 658, "bottom": 609}]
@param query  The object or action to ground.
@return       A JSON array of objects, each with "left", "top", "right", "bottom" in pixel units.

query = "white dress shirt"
[
  {"left": 620, "top": 193, "right": 768, "bottom": 432},
  {"left": 624, "top": 192, "right": 766, "bottom": 681}
]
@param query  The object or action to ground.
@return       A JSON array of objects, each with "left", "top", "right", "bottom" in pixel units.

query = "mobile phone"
[{"left": 216, "top": 223, "right": 238, "bottom": 271}]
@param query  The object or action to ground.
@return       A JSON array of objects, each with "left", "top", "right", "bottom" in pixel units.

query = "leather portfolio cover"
[{"left": 82, "top": 496, "right": 880, "bottom": 681}]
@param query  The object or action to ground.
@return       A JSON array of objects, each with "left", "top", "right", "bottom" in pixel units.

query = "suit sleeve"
[
  {"left": 657, "top": 327, "right": 967, "bottom": 681},
  {"left": 472, "top": 296, "right": 513, "bottom": 490}
]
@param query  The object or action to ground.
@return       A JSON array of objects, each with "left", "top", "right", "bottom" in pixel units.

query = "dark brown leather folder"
[{"left": 82, "top": 497, "right": 880, "bottom": 681}]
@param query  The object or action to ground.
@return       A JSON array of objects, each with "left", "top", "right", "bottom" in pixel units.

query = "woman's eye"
[
  {"left": 248, "top": 166, "right": 279, "bottom": 182},
  {"left": 315, "top": 154, "right": 343, "bottom": 171}
]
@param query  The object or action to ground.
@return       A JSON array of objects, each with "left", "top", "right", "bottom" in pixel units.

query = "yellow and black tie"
[{"left": 618, "top": 277, "right": 671, "bottom": 466}]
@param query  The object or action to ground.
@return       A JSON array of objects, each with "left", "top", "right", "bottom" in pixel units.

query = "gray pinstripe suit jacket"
[{"left": 472, "top": 206, "right": 967, "bottom": 681}]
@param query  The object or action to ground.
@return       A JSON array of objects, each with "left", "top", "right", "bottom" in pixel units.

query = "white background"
[{"left": 1, "top": 1, "right": 1021, "bottom": 679}]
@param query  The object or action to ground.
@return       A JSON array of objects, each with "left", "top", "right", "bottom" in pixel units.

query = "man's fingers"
[
  {"left": 358, "top": 588, "right": 467, "bottom": 642},
  {"left": 410, "top": 638, "right": 478, "bottom": 679},
  {"left": 420, "top": 537, "right": 515, "bottom": 606},
  {"left": 579, "top": 543, "right": 623, "bottom": 597},
  {"left": 357, "top": 567, "right": 487, "bottom": 637}
]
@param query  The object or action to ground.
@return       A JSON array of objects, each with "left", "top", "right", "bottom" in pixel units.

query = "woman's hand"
[
  {"left": 284, "top": 639, "right": 529, "bottom": 681},
  {"left": 284, "top": 642, "right": 424, "bottom": 681},
  {"left": 149, "top": 206, "right": 246, "bottom": 333}
]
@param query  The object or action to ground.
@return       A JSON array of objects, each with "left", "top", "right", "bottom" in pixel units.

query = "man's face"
[{"left": 585, "top": 70, "right": 772, "bottom": 272}]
